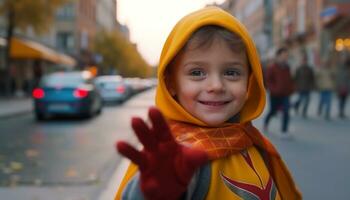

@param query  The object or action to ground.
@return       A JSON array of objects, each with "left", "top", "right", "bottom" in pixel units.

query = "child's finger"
[
  {"left": 131, "top": 117, "right": 157, "bottom": 151},
  {"left": 116, "top": 141, "right": 146, "bottom": 169},
  {"left": 148, "top": 107, "right": 174, "bottom": 143}
]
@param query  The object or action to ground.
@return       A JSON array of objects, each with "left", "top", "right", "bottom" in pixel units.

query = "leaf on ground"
[
  {"left": 34, "top": 178, "right": 42, "bottom": 186},
  {"left": 2, "top": 167, "right": 12, "bottom": 174},
  {"left": 10, "top": 161, "right": 23, "bottom": 171},
  {"left": 87, "top": 172, "right": 97, "bottom": 181},
  {"left": 10, "top": 175, "right": 20, "bottom": 181},
  {"left": 65, "top": 167, "right": 79, "bottom": 178},
  {"left": 25, "top": 149, "right": 40, "bottom": 158}
]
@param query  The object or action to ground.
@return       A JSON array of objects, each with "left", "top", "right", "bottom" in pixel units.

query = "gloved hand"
[{"left": 116, "top": 107, "right": 208, "bottom": 200}]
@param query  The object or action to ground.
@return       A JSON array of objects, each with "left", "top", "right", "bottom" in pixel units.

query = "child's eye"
[
  {"left": 224, "top": 69, "right": 241, "bottom": 77},
  {"left": 189, "top": 69, "right": 205, "bottom": 77}
]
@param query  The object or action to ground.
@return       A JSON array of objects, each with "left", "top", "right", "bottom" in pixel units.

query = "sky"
[{"left": 117, "top": 0, "right": 226, "bottom": 66}]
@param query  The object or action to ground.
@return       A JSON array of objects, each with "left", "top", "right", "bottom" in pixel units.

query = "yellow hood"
[{"left": 155, "top": 6, "right": 266, "bottom": 126}]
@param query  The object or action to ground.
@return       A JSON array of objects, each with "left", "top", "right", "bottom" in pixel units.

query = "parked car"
[
  {"left": 95, "top": 75, "right": 132, "bottom": 103},
  {"left": 32, "top": 71, "right": 103, "bottom": 120},
  {"left": 124, "top": 77, "right": 146, "bottom": 94}
]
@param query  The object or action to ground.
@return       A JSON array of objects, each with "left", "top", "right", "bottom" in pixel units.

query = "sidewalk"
[
  {"left": 0, "top": 97, "right": 33, "bottom": 119},
  {"left": 0, "top": 157, "right": 130, "bottom": 200}
]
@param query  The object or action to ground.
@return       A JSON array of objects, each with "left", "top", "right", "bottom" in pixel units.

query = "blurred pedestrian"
[
  {"left": 264, "top": 47, "right": 295, "bottom": 137},
  {"left": 315, "top": 59, "right": 335, "bottom": 120},
  {"left": 335, "top": 57, "right": 350, "bottom": 118},
  {"left": 261, "top": 57, "right": 274, "bottom": 88},
  {"left": 293, "top": 53, "right": 315, "bottom": 118}
]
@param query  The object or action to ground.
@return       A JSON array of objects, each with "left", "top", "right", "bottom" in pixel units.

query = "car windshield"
[
  {"left": 41, "top": 73, "right": 86, "bottom": 87},
  {"left": 96, "top": 80, "right": 122, "bottom": 89}
]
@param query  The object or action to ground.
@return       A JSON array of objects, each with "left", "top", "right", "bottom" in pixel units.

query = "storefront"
[
  {"left": 0, "top": 37, "right": 76, "bottom": 96},
  {"left": 320, "top": 3, "right": 350, "bottom": 65}
]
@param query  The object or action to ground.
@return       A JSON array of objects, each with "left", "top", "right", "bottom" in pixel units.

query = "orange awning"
[
  {"left": 10, "top": 37, "right": 76, "bottom": 67},
  {"left": 55, "top": 52, "right": 76, "bottom": 67}
]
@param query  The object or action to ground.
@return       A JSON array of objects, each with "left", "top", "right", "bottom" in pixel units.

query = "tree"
[
  {"left": 94, "top": 30, "right": 152, "bottom": 77},
  {"left": 0, "top": 0, "right": 69, "bottom": 95},
  {"left": 94, "top": 31, "right": 124, "bottom": 75}
]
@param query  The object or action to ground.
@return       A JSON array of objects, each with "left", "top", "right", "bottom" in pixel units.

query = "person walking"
[
  {"left": 293, "top": 53, "right": 315, "bottom": 118},
  {"left": 264, "top": 47, "right": 295, "bottom": 137},
  {"left": 335, "top": 57, "right": 350, "bottom": 118},
  {"left": 315, "top": 59, "right": 336, "bottom": 120}
]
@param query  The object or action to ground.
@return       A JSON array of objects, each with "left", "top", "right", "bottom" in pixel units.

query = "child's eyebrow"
[
  {"left": 222, "top": 61, "right": 246, "bottom": 66},
  {"left": 183, "top": 61, "right": 208, "bottom": 68},
  {"left": 183, "top": 61, "right": 245, "bottom": 67}
]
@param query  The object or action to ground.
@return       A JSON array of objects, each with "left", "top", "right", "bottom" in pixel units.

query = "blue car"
[{"left": 32, "top": 71, "right": 103, "bottom": 120}]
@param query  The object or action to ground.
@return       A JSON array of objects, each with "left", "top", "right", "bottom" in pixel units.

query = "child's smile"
[{"left": 198, "top": 100, "right": 231, "bottom": 107}]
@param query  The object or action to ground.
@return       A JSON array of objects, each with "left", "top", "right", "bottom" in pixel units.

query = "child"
[{"left": 115, "top": 7, "right": 301, "bottom": 200}]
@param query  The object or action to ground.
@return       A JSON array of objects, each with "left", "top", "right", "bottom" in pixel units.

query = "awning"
[
  {"left": 321, "top": 3, "right": 350, "bottom": 26},
  {"left": 55, "top": 53, "right": 76, "bottom": 67},
  {"left": 9, "top": 37, "right": 76, "bottom": 67}
]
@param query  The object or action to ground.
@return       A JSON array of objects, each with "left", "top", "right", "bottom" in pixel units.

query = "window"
[
  {"left": 56, "top": 4, "right": 75, "bottom": 20},
  {"left": 56, "top": 32, "right": 75, "bottom": 52}
]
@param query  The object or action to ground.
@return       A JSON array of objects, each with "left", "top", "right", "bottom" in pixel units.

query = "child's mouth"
[{"left": 198, "top": 101, "right": 230, "bottom": 106}]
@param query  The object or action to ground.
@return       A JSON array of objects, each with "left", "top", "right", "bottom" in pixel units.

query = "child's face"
[{"left": 168, "top": 38, "right": 249, "bottom": 126}]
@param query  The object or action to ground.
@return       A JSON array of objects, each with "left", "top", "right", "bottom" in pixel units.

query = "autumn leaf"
[
  {"left": 65, "top": 167, "right": 79, "bottom": 178},
  {"left": 34, "top": 178, "right": 43, "bottom": 186},
  {"left": 10, "top": 161, "right": 23, "bottom": 171},
  {"left": 25, "top": 149, "right": 40, "bottom": 158}
]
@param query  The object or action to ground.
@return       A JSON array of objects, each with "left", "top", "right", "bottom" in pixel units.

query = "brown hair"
[
  {"left": 166, "top": 25, "right": 248, "bottom": 76},
  {"left": 183, "top": 25, "right": 246, "bottom": 54}
]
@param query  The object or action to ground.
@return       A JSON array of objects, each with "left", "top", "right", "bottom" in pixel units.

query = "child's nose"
[{"left": 206, "top": 75, "right": 225, "bottom": 93}]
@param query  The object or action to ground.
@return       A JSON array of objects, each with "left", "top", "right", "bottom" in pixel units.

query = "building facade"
[
  {"left": 222, "top": 0, "right": 269, "bottom": 59},
  {"left": 220, "top": 0, "right": 350, "bottom": 70},
  {"left": 0, "top": 0, "right": 121, "bottom": 96},
  {"left": 320, "top": 0, "right": 350, "bottom": 64},
  {"left": 96, "top": 0, "right": 118, "bottom": 32},
  {"left": 26, "top": 0, "right": 120, "bottom": 67}
]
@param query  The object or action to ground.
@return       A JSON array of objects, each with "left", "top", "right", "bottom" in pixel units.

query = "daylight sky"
[{"left": 117, "top": 0, "right": 226, "bottom": 65}]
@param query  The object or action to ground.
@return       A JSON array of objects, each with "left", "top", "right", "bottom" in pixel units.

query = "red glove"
[{"left": 116, "top": 107, "right": 208, "bottom": 200}]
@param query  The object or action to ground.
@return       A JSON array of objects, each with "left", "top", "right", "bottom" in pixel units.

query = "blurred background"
[{"left": 0, "top": 0, "right": 349, "bottom": 199}]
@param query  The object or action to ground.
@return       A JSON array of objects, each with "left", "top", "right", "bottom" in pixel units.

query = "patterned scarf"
[{"left": 167, "top": 120, "right": 278, "bottom": 160}]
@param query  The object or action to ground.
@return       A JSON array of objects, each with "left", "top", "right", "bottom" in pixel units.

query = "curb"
[
  {"left": 98, "top": 158, "right": 130, "bottom": 200},
  {"left": 0, "top": 110, "right": 32, "bottom": 119}
]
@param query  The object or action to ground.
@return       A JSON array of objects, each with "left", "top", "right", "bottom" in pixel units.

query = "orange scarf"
[
  {"left": 168, "top": 120, "right": 253, "bottom": 159},
  {"left": 168, "top": 120, "right": 277, "bottom": 159},
  {"left": 168, "top": 120, "right": 301, "bottom": 199}
]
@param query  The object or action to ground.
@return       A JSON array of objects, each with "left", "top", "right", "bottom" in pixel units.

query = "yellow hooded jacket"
[{"left": 115, "top": 6, "right": 301, "bottom": 200}]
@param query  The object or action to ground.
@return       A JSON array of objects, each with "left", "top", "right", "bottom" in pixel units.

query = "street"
[
  {"left": 0, "top": 89, "right": 350, "bottom": 199},
  {"left": 0, "top": 89, "right": 155, "bottom": 200}
]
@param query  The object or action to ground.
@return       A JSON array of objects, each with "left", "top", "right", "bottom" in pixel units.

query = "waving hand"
[{"left": 116, "top": 107, "right": 208, "bottom": 200}]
